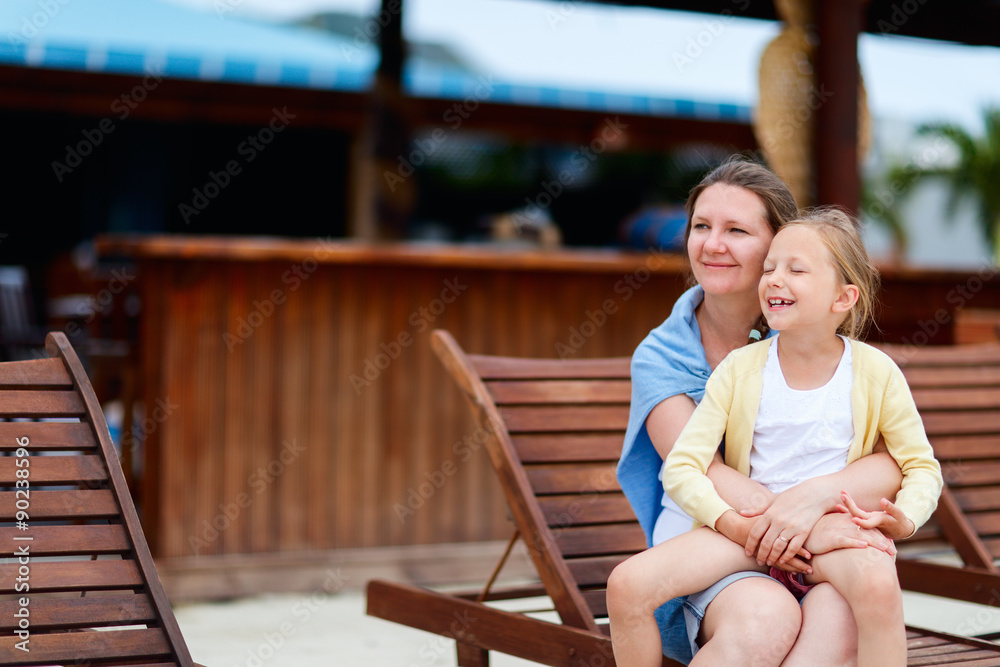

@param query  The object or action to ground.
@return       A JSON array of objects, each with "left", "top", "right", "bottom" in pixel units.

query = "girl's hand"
[
  {"left": 741, "top": 482, "right": 829, "bottom": 567},
  {"left": 837, "top": 491, "right": 916, "bottom": 540},
  {"left": 803, "top": 512, "right": 896, "bottom": 557}
]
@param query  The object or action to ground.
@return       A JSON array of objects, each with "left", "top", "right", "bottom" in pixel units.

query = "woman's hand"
[
  {"left": 715, "top": 510, "right": 812, "bottom": 575},
  {"left": 838, "top": 491, "right": 916, "bottom": 540},
  {"left": 740, "top": 480, "right": 830, "bottom": 568},
  {"left": 803, "top": 511, "right": 896, "bottom": 557}
]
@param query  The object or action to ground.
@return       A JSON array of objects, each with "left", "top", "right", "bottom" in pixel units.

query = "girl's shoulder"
[
  {"left": 848, "top": 339, "right": 894, "bottom": 366},
  {"left": 848, "top": 339, "right": 906, "bottom": 384},
  {"left": 715, "top": 337, "right": 772, "bottom": 373}
]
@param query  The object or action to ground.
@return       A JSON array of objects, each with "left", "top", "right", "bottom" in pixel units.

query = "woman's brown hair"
[{"left": 683, "top": 155, "right": 799, "bottom": 248}]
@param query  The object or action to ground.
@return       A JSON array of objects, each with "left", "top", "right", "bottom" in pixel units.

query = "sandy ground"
[{"left": 173, "top": 586, "right": 1000, "bottom": 667}]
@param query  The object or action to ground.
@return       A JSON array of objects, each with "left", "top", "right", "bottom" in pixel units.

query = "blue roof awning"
[
  {"left": 0, "top": 0, "right": 377, "bottom": 90},
  {"left": 0, "top": 0, "right": 751, "bottom": 122},
  {"left": 403, "top": 59, "right": 751, "bottom": 122}
]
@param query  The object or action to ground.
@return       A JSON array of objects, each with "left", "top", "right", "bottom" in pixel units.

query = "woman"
[{"left": 615, "top": 157, "right": 902, "bottom": 665}]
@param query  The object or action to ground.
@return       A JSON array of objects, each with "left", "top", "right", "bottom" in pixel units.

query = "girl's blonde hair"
[{"left": 784, "top": 207, "right": 880, "bottom": 339}]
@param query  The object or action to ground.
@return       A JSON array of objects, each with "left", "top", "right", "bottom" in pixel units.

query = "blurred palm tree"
[
  {"left": 861, "top": 172, "right": 909, "bottom": 261},
  {"left": 872, "top": 108, "right": 1000, "bottom": 264}
]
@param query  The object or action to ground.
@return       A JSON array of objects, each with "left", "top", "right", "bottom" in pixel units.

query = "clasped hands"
[{"left": 736, "top": 486, "right": 908, "bottom": 575}]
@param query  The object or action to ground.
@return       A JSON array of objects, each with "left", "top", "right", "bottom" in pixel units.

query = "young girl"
[{"left": 608, "top": 209, "right": 943, "bottom": 667}]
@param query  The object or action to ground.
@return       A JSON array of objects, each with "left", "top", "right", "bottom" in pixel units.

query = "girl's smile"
[{"left": 759, "top": 225, "right": 856, "bottom": 336}]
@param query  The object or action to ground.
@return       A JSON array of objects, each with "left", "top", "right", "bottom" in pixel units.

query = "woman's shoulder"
[{"left": 633, "top": 286, "right": 704, "bottom": 359}]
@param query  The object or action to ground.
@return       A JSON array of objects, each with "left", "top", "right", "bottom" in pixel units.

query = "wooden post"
[
  {"left": 348, "top": 0, "right": 412, "bottom": 240},
  {"left": 814, "top": 0, "right": 863, "bottom": 213}
]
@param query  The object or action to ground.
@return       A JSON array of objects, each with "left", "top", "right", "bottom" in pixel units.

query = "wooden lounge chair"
[
  {"left": 366, "top": 330, "right": 1000, "bottom": 666},
  {"left": 0, "top": 332, "right": 199, "bottom": 666},
  {"left": 880, "top": 342, "right": 1000, "bottom": 611}
]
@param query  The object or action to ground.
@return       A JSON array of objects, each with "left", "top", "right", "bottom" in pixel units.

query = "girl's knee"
[
  {"left": 607, "top": 558, "right": 660, "bottom": 616},
  {"left": 863, "top": 562, "right": 901, "bottom": 608},
  {"left": 839, "top": 549, "right": 902, "bottom": 614}
]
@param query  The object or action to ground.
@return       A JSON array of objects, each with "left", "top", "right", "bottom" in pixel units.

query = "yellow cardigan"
[{"left": 663, "top": 338, "right": 943, "bottom": 537}]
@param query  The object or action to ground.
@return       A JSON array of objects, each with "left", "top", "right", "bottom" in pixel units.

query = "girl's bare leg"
[
  {"left": 806, "top": 547, "right": 904, "bottom": 667},
  {"left": 781, "top": 582, "right": 858, "bottom": 667},
  {"left": 607, "top": 527, "right": 761, "bottom": 667}
]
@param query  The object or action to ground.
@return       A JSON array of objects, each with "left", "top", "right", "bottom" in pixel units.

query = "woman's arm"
[
  {"left": 644, "top": 394, "right": 696, "bottom": 461},
  {"left": 647, "top": 392, "right": 778, "bottom": 516}
]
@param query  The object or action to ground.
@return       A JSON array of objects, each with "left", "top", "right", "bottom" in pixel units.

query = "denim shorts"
[{"left": 655, "top": 571, "right": 774, "bottom": 664}]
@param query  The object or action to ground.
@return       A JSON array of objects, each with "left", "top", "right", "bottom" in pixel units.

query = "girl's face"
[
  {"left": 758, "top": 225, "right": 857, "bottom": 334},
  {"left": 687, "top": 184, "right": 774, "bottom": 299}
]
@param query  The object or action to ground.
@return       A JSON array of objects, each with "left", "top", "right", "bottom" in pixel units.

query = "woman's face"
[{"left": 687, "top": 183, "right": 775, "bottom": 299}]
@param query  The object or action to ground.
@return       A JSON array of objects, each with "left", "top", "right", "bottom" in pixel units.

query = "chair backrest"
[
  {"left": 0, "top": 332, "right": 194, "bottom": 665},
  {"left": 432, "top": 330, "right": 642, "bottom": 633},
  {"left": 881, "top": 342, "right": 1000, "bottom": 571},
  {"left": 435, "top": 330, "right": 1000, "bottom": 632}
]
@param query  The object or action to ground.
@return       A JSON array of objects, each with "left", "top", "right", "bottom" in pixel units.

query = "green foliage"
[{"left": 870, "top": 108, "right": 1000, "bottom": 262}]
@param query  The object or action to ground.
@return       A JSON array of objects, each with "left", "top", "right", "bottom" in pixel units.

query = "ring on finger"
[{"left": 775, "top": 536, "right": 789, "bottom": 543}]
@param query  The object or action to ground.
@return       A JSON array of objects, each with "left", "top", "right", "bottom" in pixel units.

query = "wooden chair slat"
[
  {"left": 525, "top": 463, "right": 620, "bottom": 496},
  {"left": 580, "top": 588, "right": 610, "bottom": 620},
  {"left": 909, "top": 653, "right": 1000, "bottom": 667},
  {"left": 0, "top": 489, "right": 119, "bottom": 520},
  {"left": 0, "top": 559, "right": 143, "bottom": 594},
  {"left": 922, "top": 411, "right": 1000, "bottom": 436},
  {"left": 911, "top": 387, "right": 1000, "bottom": 410},
  {"left": 966, "top": 511, "right": 1000, "bottom": 538},
  {"left": 564, "top": 555, "right": 629, "bottom": 588},
  {"left": 512, "top": 434, "right": 623, "bottom": 463},
  {"left": 0, "top": 524, "right": 131, "bottom": 556},
  {"left": 908, "top": 644, "right": 986, "bottom": 660},
  {"left": 0, "top": 390, "right": 85, "bottom": 417},
  {"left": 944, "top": 461, "right": 1000, "bottom": 487},
  {"left": 953, "top": 487, "right": 1000, "bottom": 513},
  {"left": 551, "top": 523, "right": 647, "bottom": 557},
  {"left": 538, "top": 494, "right": 637, "bottom": 527},
  {"left": 929, "top": 435, "right": 1000, "bottom": 460},
  {"left": 903, "top": 365, "right": 1000, "bottom": 389},
  {"left": 0, "top": 594, "right": 156, "bottom": 631},
  {"left": 486, "top": 380, "right": 631, "bottom": 405},
  {"left": 0, "top": 627, "right": 172, "bottom": 665},
  {"left": 0, "top": 454, "right": 107, "bottom": 485},
  {"left": 501, "top": 406, "right": 629, "bottom": 433},
  {"left": 882, "top": 343, "right": 1000, "bottom": 366},
  {"left": 0, "top": 421, "right": 96, "bottom": 450},
  {"left": 0, "top": 357, "right": 72, "bottom": 388},
  {"left": 470, "top": 355, "right": 630, "bottom": 380}
]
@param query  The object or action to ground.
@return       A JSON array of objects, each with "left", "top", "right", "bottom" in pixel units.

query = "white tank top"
[{"left": 750, "top": 336, "right": 854, "bottom": 494}]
